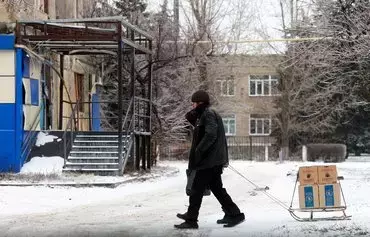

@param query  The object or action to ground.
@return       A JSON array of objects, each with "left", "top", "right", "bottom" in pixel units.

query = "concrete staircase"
[{"left": 63, "top": 132, "right": 131, "bottom": 176}]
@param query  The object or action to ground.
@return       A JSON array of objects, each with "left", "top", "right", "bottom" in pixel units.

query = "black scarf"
[{"left": 185, "top": 103, "right": 209, "bottom": 126}]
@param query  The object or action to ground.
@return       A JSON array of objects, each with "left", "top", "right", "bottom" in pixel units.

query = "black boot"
[
  {"left": 223, "top": 213, "right": 245, "bottom": 228},
  {"left": 216, "top": 214, "right": 232, "bottom": 224},
  {"left": 176, "top": 212, "right": 190, "bottom": 221},
  {"left": 217, "top": 207, "right": 233, "bottom": 224},
  {"left": 174, "top": 220, "right": 199, "bottom": 229}
]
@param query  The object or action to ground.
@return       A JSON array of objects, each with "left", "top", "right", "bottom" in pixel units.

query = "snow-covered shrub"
[{"left": 306, "top": 144, "right": 346, "bottom": 162}]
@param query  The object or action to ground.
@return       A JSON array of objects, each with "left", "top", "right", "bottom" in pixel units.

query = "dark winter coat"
[{"left": 186, "top": 105, "right": 229, "bottom": 170}]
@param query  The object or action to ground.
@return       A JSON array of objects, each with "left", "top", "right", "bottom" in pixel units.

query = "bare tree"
[
  {"left": 1, "top": 0, "right": 40, "bottom": 21},
  {"left": 154, "top": 0, "right": 263, "bottom": 144},
  {"left": 179, "top": 0, "right": 230, "bottom": 88},
  {"left": 219, "top": 0, "right": 259, "bottom": 54},
  {"left": 274, "top": 0, "right": 370, "bottom": 159}
]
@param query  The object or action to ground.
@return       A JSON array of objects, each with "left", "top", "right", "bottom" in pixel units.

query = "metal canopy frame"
[
  {"left": 15, "top": 17, "right": 153, "bottom": 172},
  {"left": 16, "top": 16, "right": 153, "bottom": 55}
]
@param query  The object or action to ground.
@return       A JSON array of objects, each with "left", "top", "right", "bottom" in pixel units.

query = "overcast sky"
[
  {"left": 146, "top": 0, "right": 283, "bottom": 36},
  {"left": 146, "top": 0, "right": 286, "bottom": 53}
]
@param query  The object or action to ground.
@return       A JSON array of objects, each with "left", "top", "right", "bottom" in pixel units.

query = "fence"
[
  {"left": 227, "top": 136, "right": 278, "bottom": 161},
  {"left": 158, "top": 136, "right": 279, "bottom": 161}
]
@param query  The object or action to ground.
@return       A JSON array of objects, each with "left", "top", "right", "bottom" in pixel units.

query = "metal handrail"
[
  {"left": 20, "top": 107, "right": 42, "bottom": 161},
  {"left": 121, "top": 119, "right": 134, "bottom": 174},
  {"left": 119, "top": 98, "right": 134, "bottom": 174},
  {"left": 121, "top": 111, "right": 135, "bottom": 175},
  {"left": 59, "top": 96, "right": 145, "bottom": 173},
  {"left": 122, "top": 98, "right": 133, "bottom": 131},
  {"left": 63, "top": 100, "right": 131, "bottom": 104},
  {"left": 62, "top": 102, "right": 80, "bottom": 167}
]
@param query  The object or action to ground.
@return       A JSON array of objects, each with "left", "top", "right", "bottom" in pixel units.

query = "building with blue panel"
[
  {"left": 0, "top": 17, "right": 154, "bottom": 175},
  {"left": 0, "top": 35, "right": 23, "bottom": 172},
  {"left": 0, "top": 33, "right": 105, "bottom": 172},
  {"left": 0, "top": 34, "right": 54, "bottom": 172}
]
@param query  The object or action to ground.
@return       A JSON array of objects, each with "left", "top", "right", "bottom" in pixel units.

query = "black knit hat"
[{"left": 191, "top": 90, "right": 210, "bottom": 104}]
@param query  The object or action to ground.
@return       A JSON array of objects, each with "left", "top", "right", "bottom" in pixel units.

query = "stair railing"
[
  {"left": 62, "top": 101, "right": 80, "bottom": 167},
  {"left": 20, "top": 107, "right": 42, "bottom": 163},
  {"left": 119, "top": 97, "right": 134, "bottom": 174},
  {"left": 121, "top": 112, "right": 135, "bottom": 174}
]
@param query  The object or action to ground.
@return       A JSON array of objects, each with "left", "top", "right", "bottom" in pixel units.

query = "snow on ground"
[
  {"left": 20, "top": 156, "right": 65, "bottom": 174},
  {"left": 2, "top": 156, "right": 178, "bottom": 184},
  {"left": 0, "top": 157, "right": 369, "bottom": 237}
]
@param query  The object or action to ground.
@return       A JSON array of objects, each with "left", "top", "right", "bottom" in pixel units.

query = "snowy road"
[{"left": 0, "top": 159, "right": 370, "bottom": 237}]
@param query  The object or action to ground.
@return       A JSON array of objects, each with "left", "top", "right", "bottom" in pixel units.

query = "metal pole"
[
  {"left": 71, "top": 106, "right": 74, "bottom": 144},
  {"left": 140, "top": 136, "right": 144, "bottom": 170},
  {"left": 147, "top": 40, "right": 153, "bottom": 169},
  {"left": 131, "top": 29, "right": 136, "bottom": 170},
  {"left": 142, "top": 135, "right": 146, "bottom": 170},
  {"left": 88, "top": 93, "right": 92, "bottom": 131},
  {"left": 76, "top": 100, "right": 80, "bottom": 130},
  {"left": 136, "top": 135, "right": 140, "bottom": 170},
  {"left": 117, "top": 23, "right": 124, "bottom": 174},
  {"left": 58, "top": 54, "right": 64, "bottom": 129},
  {"left": 63, "top": 133, "right": 67, "bottom": 167},
  {"left": 249, "top": 136, "right": 253, "bottom": 160},
  {"left": 174, "top": 0, "right": 179, "bottom": 56},
  {"left": 146, "top": 136, "right": 151, "bottom": 169}
]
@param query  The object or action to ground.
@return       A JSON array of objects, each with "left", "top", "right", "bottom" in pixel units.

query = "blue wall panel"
[
  {"left": 0, "top": 132, "right": 15, "bottom": 172},
  {"left": 15, "top": 49, "right": 24, "bottom": 172},
  {"left": 92, "top": 93, "right": 101, "bottom": 131},
  {"left": 22, "top": 54, "right": 30, "bottom": 78},
  {"left": 0, "top": 105, "right": 15, "bottom": 172},
  {"left": 0, "top": 35, "right": 15, "bottom": 50},
  {"left": 29, "top": 78, "right": 39, "bottom": 106},
  {"left": 0, "top": 104, "right": 15, "bottom": 130},
  {"left": 0, "top": 35, "right": 16, "bottom": 172},
  {"left": 0, "top": 37, "right": 24, "bottom": 172}
]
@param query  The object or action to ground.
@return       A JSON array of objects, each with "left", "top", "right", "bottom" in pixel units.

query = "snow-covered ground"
[
  {"left": 3, "top": 156, "right": 176, "bottom": 185},
  {"left": 0, "top": 157, "right": 369, "bottom": 237},
  {"left": 20, "top": 156, "right": 65, "bottom": 175}
]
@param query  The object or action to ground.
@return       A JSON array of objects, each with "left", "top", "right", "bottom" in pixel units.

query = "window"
[
  {"left": 222, "top": 115, "right": 236, "bottom": 136},
  {"left": 250, "top": 114, "right": 271, "bottom": 135},
  {"left": 218, "top": 76, "right": 235, "bottom": 96},
  {"left": 249, "top": 75, "right": 279, "bottom": 96}
]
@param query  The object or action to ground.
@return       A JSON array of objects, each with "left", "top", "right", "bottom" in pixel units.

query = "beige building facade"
[{"left": 209, "top": 55, "right": 283, "bottom": 137}]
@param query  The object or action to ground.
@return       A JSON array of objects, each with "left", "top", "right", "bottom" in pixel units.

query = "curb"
[{"left": 0, "top": 169, "right": 179, "bottom": 188}]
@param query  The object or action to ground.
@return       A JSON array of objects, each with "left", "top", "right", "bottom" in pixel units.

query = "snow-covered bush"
[{"left": 306, "top": 144, "right": 346, "bottom": 162}]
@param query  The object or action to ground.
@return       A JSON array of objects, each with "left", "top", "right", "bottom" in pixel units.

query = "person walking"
[{"left": 174, "top": 90, "right": 245, "bottom": 229}]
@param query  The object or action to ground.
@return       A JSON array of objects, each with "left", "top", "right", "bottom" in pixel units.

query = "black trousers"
[{"left": 187, "top": 165, "right": 241, "bottom": 221}]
